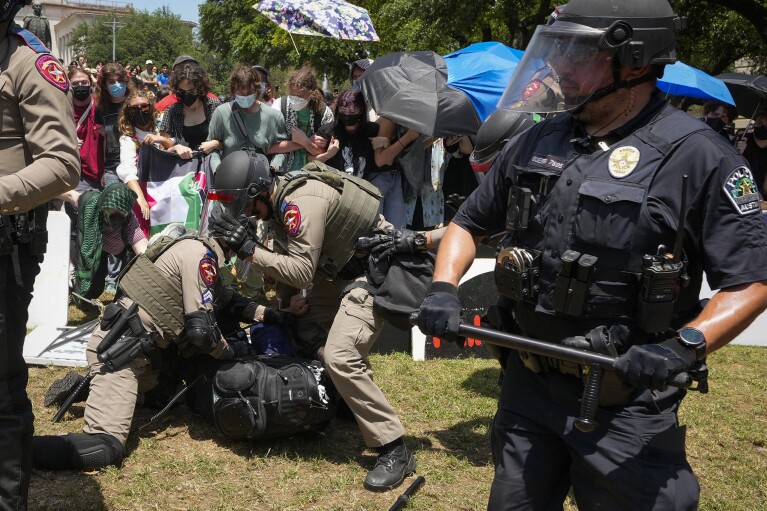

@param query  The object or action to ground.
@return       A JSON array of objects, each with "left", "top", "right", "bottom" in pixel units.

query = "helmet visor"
[
  {"left": 197, "top": 188, "right": 255, "bottom": 238},
  {"left": 498, "top": 22, "right": 615, "bottom": 114}
]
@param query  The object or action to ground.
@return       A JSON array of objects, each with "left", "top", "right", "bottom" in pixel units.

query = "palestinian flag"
[{"left": 137, "top": 143, "right": 213, "bottom": 237}]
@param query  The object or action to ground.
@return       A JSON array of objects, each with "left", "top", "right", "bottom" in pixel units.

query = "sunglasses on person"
[{"left": 127, "top": 103, "right": 152, "bottom": 113}]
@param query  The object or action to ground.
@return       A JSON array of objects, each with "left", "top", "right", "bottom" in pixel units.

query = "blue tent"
[
  {"left": 444, "top": 42, "right": 524, "bottom": 121},
  {"left": 658, "top": 62, "right": 735, "bottom": 105}
]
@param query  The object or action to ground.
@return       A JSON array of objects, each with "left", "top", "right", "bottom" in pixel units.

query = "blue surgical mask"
[
  {"left": 260, "top": 83, "right": 267, "bottom": 97},
  {"left": 351, "top": 80, "right": 361, "bottom": 91},
  {"left": 235, "top": 94, "right": 256, "bottom": 109},
  {"left": 107, "top": 82, "right": 126, "bottom": 98}
]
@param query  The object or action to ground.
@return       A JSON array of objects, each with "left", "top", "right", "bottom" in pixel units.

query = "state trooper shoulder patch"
[
  {"left": 282, "top": 203, "right": 302, "bottom": 236},
  {"left": 199, "top": 257, "right": 218, "bottom": 287},
  {"left": 35, "top": 55, "right": 69, "bottom": 92},
  {"left": 723, "top": 166, "right": 760, "bottom": 215}
]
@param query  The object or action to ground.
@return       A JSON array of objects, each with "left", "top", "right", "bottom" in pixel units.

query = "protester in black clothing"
[{"left": 737, "top": 111, "right": 767, "bottom": 196}]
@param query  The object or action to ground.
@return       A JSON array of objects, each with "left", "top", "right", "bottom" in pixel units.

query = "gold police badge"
[{"left": 608, "top": 146, "right": 640, "bottom": 178}]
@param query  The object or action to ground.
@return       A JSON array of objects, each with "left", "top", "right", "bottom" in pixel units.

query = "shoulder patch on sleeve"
[
  {"left": 282, "top": 203, "right": 302, "bottom": 236},
  {"left": 199, "top": 257, "right": 218, "bottom": 287},
  {"left": 35, "top": 55, "right": 69, "bottom": 93},
  {"left": 723, "top": 165, "right": 760, "bottom": 216}
]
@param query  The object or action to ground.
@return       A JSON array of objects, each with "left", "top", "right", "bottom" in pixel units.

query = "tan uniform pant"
[
  {"left": 294, "top": 279, "right": 405, "bottom": 448},
  {"left": 82, "top": 325, "right": 159, "bottom": 445}
]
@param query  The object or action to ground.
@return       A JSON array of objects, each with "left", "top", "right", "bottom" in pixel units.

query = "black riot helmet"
[
  {"left": 498, "top": 0, "right": 685, "bottom": 114},
  {"left": 2, "top": 0, "right": 31, "bottom": 23},
  {"left": 199, "top": 151, "right": 273, "bottom": 236},
  {"left": 470, "top": 110, "right": 538, "bottom": 173}
]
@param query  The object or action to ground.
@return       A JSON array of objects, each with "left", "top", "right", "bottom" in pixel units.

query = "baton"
[
  {"left": 388, "top": 476, "right": 425, "bottom": 511},
  {"left": 52, "top": 373, "right": 93, "bottom": 423}
]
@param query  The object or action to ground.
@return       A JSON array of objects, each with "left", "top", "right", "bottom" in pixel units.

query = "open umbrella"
[
  {"left": 658, "top": 62, "right": 734, "bottom": 105},
  {"left": 443, "top": 42, "right": 524, "bottom": 121},
  {"left": 358, "top": 51, "right": 482, "bottom": 137},
  {"left": 716, "top": 73, "right": 767, "bottom": 118},
  {"left": 253, "top": 0, "right": 378, "bottom": 53}
]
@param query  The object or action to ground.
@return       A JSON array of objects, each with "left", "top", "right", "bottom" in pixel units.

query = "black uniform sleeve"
[{"left": 686, "top": 133, "right": 767, "bottom": 289}]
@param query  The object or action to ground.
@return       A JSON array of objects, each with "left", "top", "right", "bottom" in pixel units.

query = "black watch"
[{"left": 677, "top": 327, "right": 707, "bottom": 361}]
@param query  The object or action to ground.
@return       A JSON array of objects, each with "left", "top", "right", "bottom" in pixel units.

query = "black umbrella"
[
  {"left": 716, "top": 73, "right": 767, "bottom": 118},
  {"left": 358, "top": 51, "right": 482, "bottom": 137}
]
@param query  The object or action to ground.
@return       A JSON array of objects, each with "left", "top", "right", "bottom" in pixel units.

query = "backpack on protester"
[{"left": 196, "top": 354, "right": 337, "bottom": 440}]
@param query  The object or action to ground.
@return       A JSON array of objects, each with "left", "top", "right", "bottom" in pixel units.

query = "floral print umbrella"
[{"left": 253, "top": 0, "right": 379, "bottom": 42}]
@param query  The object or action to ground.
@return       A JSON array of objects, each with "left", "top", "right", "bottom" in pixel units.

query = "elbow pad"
[{"left": 183, "top": 310, "right": 219, "bottom": 354}]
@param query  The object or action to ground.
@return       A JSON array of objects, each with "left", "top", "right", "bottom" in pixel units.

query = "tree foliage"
[
  {"left": 196, "top": 0, "right": 767, "bottom": 91},
  {"left": 69, "top": 7, "right": 197, "bottom": 69}
]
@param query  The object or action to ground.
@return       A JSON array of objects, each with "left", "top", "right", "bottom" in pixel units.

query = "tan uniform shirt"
[
  {"left": 251, "top": 178, "right": 340, "bottom": 290},
  {"left": 0, "top": 22, "right": 79, "bottom": 213}
]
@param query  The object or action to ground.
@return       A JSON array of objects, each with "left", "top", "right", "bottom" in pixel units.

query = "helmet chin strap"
[{"left": 570, "top": 72, "right": 655, "bottom": 116}]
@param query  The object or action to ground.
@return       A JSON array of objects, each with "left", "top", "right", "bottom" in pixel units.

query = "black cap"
[
  {"left": 252, "top": 65, "right": 269, "bottom": 82},
  {"left": 172, "top": 55, "right": 197, "bottom": 70}
]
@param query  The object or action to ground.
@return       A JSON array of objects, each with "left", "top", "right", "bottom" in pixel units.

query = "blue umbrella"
[
  {"left": 444, "top": 42, "right": 524, "bottom": 121},
  {"left": 658, "top": 62, "right": 735, "bottom": 105}
]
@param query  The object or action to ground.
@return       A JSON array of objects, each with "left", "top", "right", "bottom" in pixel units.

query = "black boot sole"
[
  {"left": 363, "top": 455, "right": 417, "bottom": 492},
  {"left": 44, "top": 371, "right": 83, "bottom": 408}
]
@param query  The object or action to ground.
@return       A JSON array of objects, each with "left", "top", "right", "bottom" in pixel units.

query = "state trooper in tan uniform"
[
  {"left": 0, "top": 1, "right": 80, "bottom": 507},
  {"left": 32, "top": 230, "right": 307, "bottom": 471},
  {"left": 209, "top": 151, "right": 418, "bottom": 492}
]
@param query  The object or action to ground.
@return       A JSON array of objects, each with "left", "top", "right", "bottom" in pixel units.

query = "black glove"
[
  {"left": 263, "top": 308, "right": 294, "bottom": 325},
  {"left": 355, "top": 227, "right": 391, "bottom": 252},
  {"left": 230, "top": 340, "right": 258, "bottom": 359},
  {"left": 209, "top": 208, "right": 256, "bottom": 259},
  {"left": 614, "top": 338, "right": 696, "bottom": 390},
  {"left": 561, "top": 325, "right": 631, "bottom": 356},
  {"left": 417, "top": 281, "right": 462, "bottom": 343},
  {"left": 364, "top": 228, "right": 426, "bottom": 260}
]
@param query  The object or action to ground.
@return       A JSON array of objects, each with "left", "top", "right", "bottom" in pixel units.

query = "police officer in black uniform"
[
  {"left": 0, "top": 0, "right": 80, "bottom": 508},
  {"left": 417, "top": 1, "right": 767, "bottom": 509}
]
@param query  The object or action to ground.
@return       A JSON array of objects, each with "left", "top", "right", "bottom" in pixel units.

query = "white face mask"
[{"left": 289, "top": 95, "right": 309, "bottom": 110}]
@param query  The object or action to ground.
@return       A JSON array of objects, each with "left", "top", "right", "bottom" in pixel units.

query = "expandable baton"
[
  {"left": 411, "top": 314, "right": 705, "bottom": 432},
  {"left": 96, "top": 302, "right": 139, "bottom": 354},
  {"left": 388, "top": 476, "right": 425, "bottom": 511},
  {"left": 52, "top": 373, "right": 93, "bottom": 423}
]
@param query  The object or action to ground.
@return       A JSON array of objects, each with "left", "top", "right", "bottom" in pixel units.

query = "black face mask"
[
  {"left": 177, "top": 90, "right": 199, "bottom": 108},
  {"left": 754, "top": 126, "right": 767, "bottom": 141},
  {"left": 73, "top": 85, "right": 91, "bottom": 101},
  {"left": 129, "top": 109, "right": 152, "bottom": 128},
  {"left": 338, "top": 113, "right": 363, "bottom": 126},
  {"left": 705, "top": 117, "right": 726, "bottom": 133}
]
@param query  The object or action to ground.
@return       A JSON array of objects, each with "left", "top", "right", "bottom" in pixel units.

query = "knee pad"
[{"left": 67, "top": 432, "right": 126, "bottom": 471}]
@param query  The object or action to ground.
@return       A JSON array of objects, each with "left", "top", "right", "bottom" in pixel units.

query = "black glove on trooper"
[
  {"left": 208, "top": 208, "right": 257, "bottom": 259},
  {"left": 614, "top": 337, "right": 696, "bottom": 390},
  {"left": 356, "top": 227, "right": 426, "bottom": 260},
  {"left": 417, "top": 281, "right": 462, "bottom": 343}
]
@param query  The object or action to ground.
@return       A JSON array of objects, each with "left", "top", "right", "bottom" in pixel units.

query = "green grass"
[{"left": 27, "top": 346, "right": 767, "bottom": 510}]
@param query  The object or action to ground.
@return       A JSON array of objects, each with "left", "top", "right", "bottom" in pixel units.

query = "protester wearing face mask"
[
  {"left": 95, "top": 62, "right": 131, "bottom": 188},
  {"left": 116, "top": 90, "right": 173, "bottom": 221},
  {"left": 67, "top": 66, "right": 103, "bottom": 193},
  {"left": 251, "top": 64, "right": 274, "bottom": 106},
  {"left": 206, "top": 65, "right": 288, "bottom": 173},
  {"left": 309, "top": 89, "right": 383, "bottom": 181},
  {"left": 737, "top": 111, "right": 767, "bottom": 197},
  {"left": 701, "top": 101, "right": 734, "bottom": 140},
  {"left": 271, "top": 65, "right": 333, "bottom": 172},
  {"left": 159, "top": 62, "right": 221, "bottom": 159}
]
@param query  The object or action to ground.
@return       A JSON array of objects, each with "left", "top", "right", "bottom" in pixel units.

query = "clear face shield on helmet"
[{"left": 497, "top": 22, "right": 617, "bottom": 115}]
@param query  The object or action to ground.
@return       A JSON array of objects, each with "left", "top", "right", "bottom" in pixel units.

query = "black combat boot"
[
  {"left": 363, "top": 437, "right": 416, "bottom": 491},
  {"left": 44, "top": 371, "right": 88, "bottom": 407}
]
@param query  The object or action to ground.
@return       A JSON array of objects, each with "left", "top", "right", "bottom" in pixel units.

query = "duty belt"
[{"left": 0, "top": 205, "right": 49, "bottom": 256}]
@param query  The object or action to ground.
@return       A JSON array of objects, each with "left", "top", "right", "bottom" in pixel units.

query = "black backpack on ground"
[{"left": 204, "top": 355, "right": 337, "bottom": 440}]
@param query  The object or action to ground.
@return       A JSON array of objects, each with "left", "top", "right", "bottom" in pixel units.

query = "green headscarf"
[{"left": 75, "top": 183, "right": 137, "bottom": 298}]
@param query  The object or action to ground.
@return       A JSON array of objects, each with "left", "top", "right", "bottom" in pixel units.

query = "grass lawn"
[{"left": 26, "top": 340, "right": 766, "bottom": 510}]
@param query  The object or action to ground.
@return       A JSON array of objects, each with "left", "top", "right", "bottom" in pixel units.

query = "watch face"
[{"left": 680, "top": 327, "right": 705, "bottom": 346}]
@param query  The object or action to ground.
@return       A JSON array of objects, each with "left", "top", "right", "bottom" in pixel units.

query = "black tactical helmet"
[
  {"left": 553, "top": 0, "right": 684, "bottom": 67},
  {"left": 2, "top": 0, "right": 31, "bottom": 23},
  {"left": 470, "top": 110, "right": 537, "bottom": 172},
  {"left": 214, "top": 150, "right": 273, "bottom": 197}
]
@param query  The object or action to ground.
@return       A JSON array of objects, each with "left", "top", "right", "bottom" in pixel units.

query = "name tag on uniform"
[{"left": 529, "top": 153, "right": 566, "bottom": 172}]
